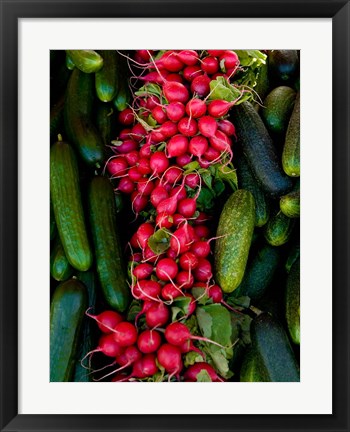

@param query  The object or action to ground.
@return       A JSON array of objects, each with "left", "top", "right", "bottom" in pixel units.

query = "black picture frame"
[{"left": 1, "top": 1, "right": 349, "bottom": 431}]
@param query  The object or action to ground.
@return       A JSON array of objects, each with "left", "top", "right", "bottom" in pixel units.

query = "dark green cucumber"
[
  {"left": 280, "top": 189, "right": 300, "bottom": 218},
  {"left": 50, "top": 199, "right": 56, "bottom": 241},
  {"left": 264, "top": 210, "right": 295, "bottom": 246},
  {"left": 251, "top": 313, "right": 300, "bottom": 381},
  {"left": 50, "top": 236, "right": 74, "bottom": 281},
  {"left": 95, "top": 102, "right": 115, "bottom": 147},
  {"left": 95, "top": 50, "right": 119, "bottom": 102},
  {"left": 64, "top": 69, "right": 104, "bottom": 166},
  {"left": 234, "top": 244, "right": 281, "bottom": 301},
  {"left": 50, "top": 140, "right": 92, "bottom": 271},
  {"left": 73, "top": 270, "right": 97, "bottom": 382},
  {"left": 261, "top": 86, "right": 296, "bottom": 135},
  {"left": 254, "top": 58, "right": 270, "bottom": 109},
  {"left": 66, "top": 50, "right": 103, "bottom": 73},
  {"left": 113, "top": 53, "right": 131, "bottom": 111},
  {"left": 50, "top": 95, "right": 65, "bottom": 143},
  {"left": 268, "top": 50, "right": 299, "bottom": 83},
  {"left": 282, "top": 92, "right": 300, "bottom": 177},
  {"left": 89, "top": 176, "right": 130, "bottom": 312},
  {"left": 65, "top": 52, "right": 75, "bottom": 70},
  {"left": 50, "top": 278, "right": 87, "bottom": 381},
  {"left": 236, "top": 153, "right": 270, "bottom": 227},
  {"left": 285, "top": 258, "right": 300, "bottom": 345},
  {"left": 240, "top": 348, "right": 266, "bottom": 381},
  {"left": 285, "top": 241, "right": 300, "bottom": 273},
  {"left": 234, "top": 101, "right": 293, "bottom": 197},
  {"left": 215, "top": 189, "right": 255, "bottom": 293}
]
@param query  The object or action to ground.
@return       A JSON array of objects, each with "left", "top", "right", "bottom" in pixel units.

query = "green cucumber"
[
  {"left": 261, "top": 86, "right": 296, "bottom": 135},
  {"left": 95, "top": 102, "right": 115, "bottom": 147},
  {"left": 285, "top": 258, "right": 300, "bottom": 345},
  {"left": 233, "top": 244, "right": 281, "bottom": 301},
  {"left": 73, "top": 270, "right": 97, "bottom": 382},
  {"left": 236, "top": 153, "right": 270, "bottom": 227},
  {"left": 64, "top": 69, "right": 105, "bottom": 167},
  {"left": 50, "top": 95, "right": 65, "bottom": 143},
  {"left": 50, "top": 278, "right": 87, "bottom": 381},
  {"left": 113, "top": 54, "right": 131, "bottom": 111},
  {"left": 50, "top": 236, "right": 74, "bottom": 281},
  {"left": 95, "top": 50, "right": 119, "bottom": 102},
  {"left": 251, "top": 312, "right": 300, "bottom": 381},
  {"left": 50, "top": 199, "right": 56, "bottom": 241},
  {"left": 282, "top": 92, "right": 300, "bottom": 177},
  {"left": 66, "top": 50, "right": 103, "bottom": 73},
  {"left": 65, "top": 52, "right": 75, "bottom": 70},
  {"left": 254, "top": 58, "right": 270, "bottom": 110},
  {"left": 280, "top": 189, "right": 300, "bottom": 218},
  {"left": 89, "top": 176, "right": 130, "bottom": 312},
  {"left": 285, "top": 241, "right": 300, "bottom": 273},
  {"left": 268, "top": 50, "right": 299, "bottom": 83},
  {"left": 50, "top": 139, "right": 92, "bottom": 271},
  {"left": 234, "top": 101, "right": 293, "bottom": 197},
  {"left": 264, "top": 210, "right": 295, "bottom": 247},
  {"left": 240, "top": 348, "right": 266, "bottom": 381},
  {"left": 215, "top": 189, "right": 255, "bottom": 293}
]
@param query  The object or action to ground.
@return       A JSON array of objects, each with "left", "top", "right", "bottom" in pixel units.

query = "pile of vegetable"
[{"left": 50, "top": 49, "right": 300, "bottom": 382}]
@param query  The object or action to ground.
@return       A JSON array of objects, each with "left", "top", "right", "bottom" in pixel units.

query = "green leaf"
[
  {"left": 216, "top": 164, "right": 238, "bottom": 191},
  {"left": 196, "top": 370, "right": 213, "bottom": 382},
  {"left": 191, "top": 286, "right": 210, "bottom": 305},
  {"left": 126, "top": 299, "right": 142, "bottom": 322},
  {"left": 213, "top": 179, "right": 225, "bottom": 196},
  {"left": 208, "top": 76, "right": 242, "bottom": 103},
  {"left": 201, "top": 170, "right": 213, "bottom": 190},
  {"left": 147, "top": 228, "right": 170, "bottom": 254},
  {"left": 184, "top": 351, "right": 205, "bottom": 368},
  {"left": 196, "top": 304, "right": 232, "bottom": 347},
  {"left": 196, "top": 187, "right": 215, "bottom": 212},
  {"left": 171, "top": 296, "right": 192, "bottom": 320},
  {"left": 183, "top": 161, "right": 200, "bottom": 174}
]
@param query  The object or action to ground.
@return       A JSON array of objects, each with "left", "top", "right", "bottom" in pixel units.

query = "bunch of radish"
[{"left": 97, "top": 50, "right": 245, "bottom": 381}]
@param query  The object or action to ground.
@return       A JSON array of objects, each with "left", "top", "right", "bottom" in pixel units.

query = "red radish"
[
  {"left": 177, "top": 50, "right": 199, "bottom": 66},
  {"left": 201, "top": 56, "right": 219, "bottom": 74},
  {"left": 194, "top": 225, "right": 210, "bottom": 239},
  {"left": 210, "top": 130, "right": 232, "bottom": 153},
  {"left": 198, "top": 159, "right": 211, "bottom": 169},
  {"left": 170, "top": 225, "right": 195, "bottom": 255},
  {"left": 166, "top": 134, "right": 189, "bottom": 157},
  {"left": 131, "top": 192, "right": 148, "bottom": 213},
  {"left": 188, "top": 135, "right": 208, "bottom": 159},
  {"left": 219, "top": 50, "right": 239, "bottom": 70},
  {"left": 179, "top": 340, "right": 205, "bottom": 359},
  {"left": 176, "top": 271, "right": 194, "bottom": 289},
  {"left": 177, "top": 198, "right": 197, "bottom": 218},
  {"left": 145, "top": 95, "right": 160, "bottom": 110},
  {"left": 134, "top": 300, "right": 154, "bottom": 326},
  {"left": 157, "top": 344, "right": 183, "bottom": 378},
  {"left": 166, "top": 102, "right": 186, "bottom": 122},
  {"left": 170, "top": 185, "right": 187, "bottom": 200},
  {"left": 167, "top": 247, "right": 178, "bottom": 260},
  {"left": 185, "top": 98, "right": 207, "bottom": 118},
  {"left": 114, "top": 139, "right": 138, "bottom": 154},
  {"left": 118, "top": 108, "right": 134, "bottom": 125},
  {"left": 130, "top": 252, "right": 142, "bottom": 263},
  {"left": 198, "top": 116, "right": 218, "bottom": 137},
  {"left": 81, "top": 334, "right": 124, "bottom": 369},
  {"left": 139, "top": 70, "right": 168, "bottom": 84},
  {"left": 208, "top": 284, "right": 223, "bottom": 303},
  {"left": 137, "top": 50, "right": 153, "bottom": 62},
  {"left": 163, "top": 166, "right": 183, "bottom": 185},
  {"left": 217, "top": 119, "right": 236, "bottom": 137},
  {"left": 124, "top": 150, "right": 139, "bottom": 166},
  {"left": 151, "top": 185, "right": 169, "bottom": 207},
  {"left": 132, "top": 353, "right": 159, "bottom": 378},
  {"left": 128, "top": 167, "right": 143, "bottom": 182},
  {"left": 179, "top": 252, "right": 199, "bottom": 270},
  {"left": 208, "top": 99, "right": 233, "bottom": 118},
  {"left": 165, "top": 322, "right": 225, "bottom": 349},
  {"left": 145, "top": 302, "right": 170, "bottom": 327},
  {"left": 185, "top": 173, "right": 200, "bottom": 188},
  {"left": 156, "top": 195, "right": 178, "bottom": 215},
  {"left": 133, "top": 280, "right": 162, "bottom": 301},
  {"left": 137, "top": 179, "right": 154, "bottom": 196},
  {"left": 176, "top": 153, "right": 192, "bottom": 167},
  {"left": 136, "top": 223, "right": 154, "bottom": 249},
  {"left": 119, "top": 128, "right": 132, "bottom": 140},
  {"left": 156, "top": 258, "right": 178, "bottom": 281},
  {"left": 136, "top": 158, "right": 151, "bottom": 176},
  {"left": 167, "top": 73, "right": 183, "bottom": 83},
  {"left": 85, "top": 309, "right": 123, "bottom": 334},
  {"left": 113, "top": 322, "right": 138, "bottom": 347},
  {"left": 156, "top": 212, "right": 173, "bottom": 229},
  {"left": 149, "top": 129, "right": 165, "bottom": 144},
  {"left": 107, "top": 157, "right": 128, "bottom": 177},
  {"left": 194, "top": 212, "right": 210, "bottom": 225},
  {"left": 137, "top": 330, "right": 162, "bottom": 354},
  {"left": 131, "top": 123, "right": 146, "bottom": 141},
  {"left": 172, "top": 213, "right": 187, "bottom": 228},
  {"left": 207, "top": 50, "right": 225, "bottom": 56},
  {"left": 152, "top": 106, "right": 167, "bottom": 124},
  {"left": 139, "top": 143, "right": 152, "bottom": 158},
  {"left": 191, "top": 75, "right": 211, "bottom": 97},
  {"left": 132, "top": 263, "right": 154, "bottom": 280},
  {"left": 143, "top": 245, "right": 160, "bottom": 264},
  {"left": 183, "top": 65, "right": 203, "bottom": 82},
  {"left": 161, "top": 283, "right": 183, "bottom": 301},
  {"left": 184, "top": 362, "right": 223, "bottom": 382},
  {"left": 204, "top": 146, "right": 220, "bottom": 161},
  {"left": 157, "top": 120, "right": 178, "bottom": 138},
  {"left": 177, "top": 117, "right": 198, "bottom": 137},
  {"left": 193, "top": 258, "right": 212, "bottom": 282},
  {"left": 130, "top": 232, "right": 140, "bottom": 249},
  {"left": 118, "top": 177, "right": 134, "bottom": 194},
  {"left": 157, "top": 51, "right": 184, "bottom": 72},
  {"left": 163, "top": 81, "right": 189, "bottom": 103},
  {"left": 150, "top": 151, "right": 170, "bottom": 175},
  {"left": 184, "top": 293, "right": 197, "bottom": 315}
]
